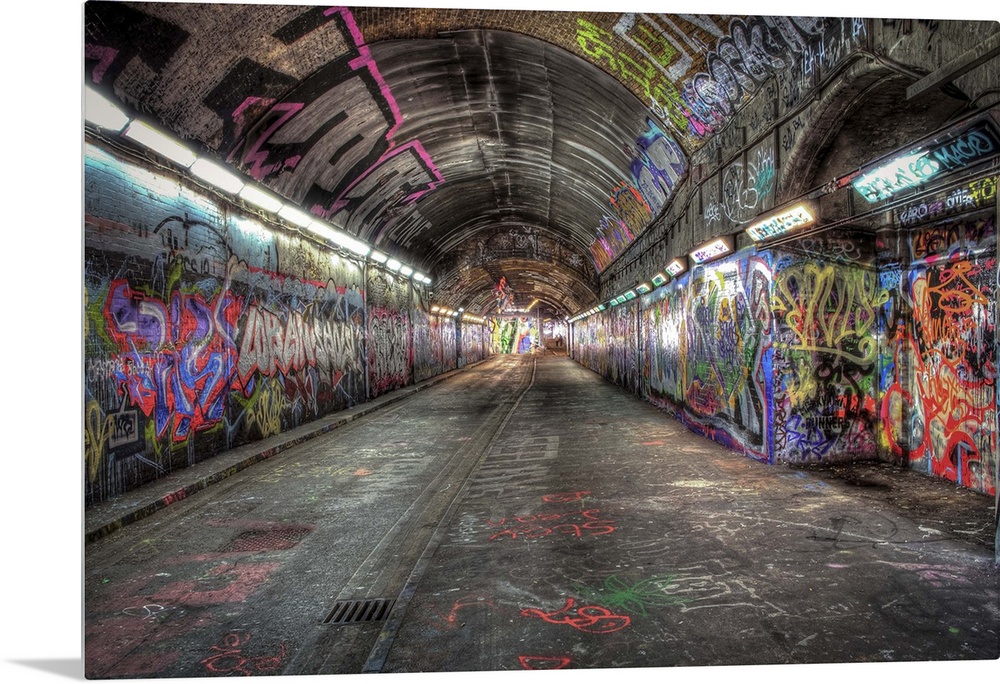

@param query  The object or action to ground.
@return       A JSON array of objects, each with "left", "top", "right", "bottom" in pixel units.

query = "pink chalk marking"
[
  {"left": 519, "top": 655, "right": 572, "bottom": 670},
  {"left": 541, "top": 490, "right": 591, "bottom": 503},
  {"left": 151, "top": 562, "right": 280, "bottom": 606}
]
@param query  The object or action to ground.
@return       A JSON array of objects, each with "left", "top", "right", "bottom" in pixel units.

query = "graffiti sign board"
[{"left": 853, "top": 119, "right": 1000, "bottom": 203}]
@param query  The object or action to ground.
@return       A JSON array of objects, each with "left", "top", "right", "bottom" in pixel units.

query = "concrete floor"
[{"left": 83, "top": 355, "right": 999, "bottom": 678}]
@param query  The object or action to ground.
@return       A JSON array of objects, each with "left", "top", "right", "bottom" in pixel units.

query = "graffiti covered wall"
[
  {"left": 367, "top": 270, "right": 411, "bottom": 397},
  {"left": 460, "top": 321, "right": 488, "bottom": 366},
  {"left": 412, "top": 295, "right": 459, "bottom": 383},
  {"left": 575, "top": 305, "right": 641, "bottom": 396},
  {"left": 639, "top": 253, "right": 773, "bottom": 459},
  {"left": 577, "top": 229, "right": 998, "bottom": 495},
  {"left": 86, "top": 144, "right": 362, "bottom": 502},
  {"left": 490, "top": 317, "right": 538, "bottom": 355},
  {"left": 584, "top": 247, "right": 877, "bottom": 463},
  {"left": 84, "top": 142, "right": 479, "bottom": 503},
  {"left": 770, "top": 248, "right": 885, "bottom": 464},
  {"left": 881, "top": 213, "right": 997, "bottom": 493}
]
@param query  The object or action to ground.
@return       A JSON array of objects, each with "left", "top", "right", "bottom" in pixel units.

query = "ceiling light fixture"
[
  {"left": 123, "top": 120, "right": 197, "bottom": 167},
  {"left": 278, "top": 204, "right": 315, "bottom": 228},
  {"left": 689, "top": 235, "right": 734, "bottom": 264},
  {"left": 745, "top": 203, "right": 816, "bottom": 242},
  {"left": 85, "top": 86, "right": 130, "bottom": 131},
  {"left": 238, "top": 184, "right": 284, "bottom": 213},
  {"left": 666, "top": 256, "right": 688, "bottom": 277},
  {"left": 190, "top": 157, "right": 245, "bottom": 195}
]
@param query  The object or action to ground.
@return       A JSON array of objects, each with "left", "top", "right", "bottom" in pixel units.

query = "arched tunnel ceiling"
[
  {"left": 84, "top": 3, "right": 989, "bottom": 318},
  {"left": 82, "top": 2, "right": 708, "bottom": 317}
]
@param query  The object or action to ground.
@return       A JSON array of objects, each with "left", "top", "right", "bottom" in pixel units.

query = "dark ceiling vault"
[{"left": 84, "top": 3, "right": 996, "bottom": 319}]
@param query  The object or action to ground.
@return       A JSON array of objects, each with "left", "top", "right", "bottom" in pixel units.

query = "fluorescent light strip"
[
  {"left": 190, "top": 158, "right": 245, "bottom": 195},
  {"left": 666, "top": 257, "right": 687, "bottom": 276},
  {"left": 95, "top": 89, "right": 429, "bottom": 271},
  {"left": 85, "top": 86, "right": 129, "bottom": 131},
  {"left": 690, "top": 236, "right": 734, "bottom": 264},
  {"left": 278, "top": 205, "right": 315, "bottom": 228},
  {"left": 123, "top": 120, "right": 197, "bottom": 167},
  {"left": 239, "top": 184, "right": 284, "bottom": 213},
  {"left": 344, "top": 238, "right": 371, "bottom": 257},
  {"left": 306, "top": 221, "right": 340, "bottom": 243}
]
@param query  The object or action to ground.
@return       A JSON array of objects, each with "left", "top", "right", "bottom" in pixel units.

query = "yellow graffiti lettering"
[
  {"left": 773, "top": 263, "right": 888, "bottom": 365},
  {"left": 84, "top": 400, "right": 113, "bottom": 483},
  {"left": 250, "top": 379, "right": 285, "bottom": 439}
]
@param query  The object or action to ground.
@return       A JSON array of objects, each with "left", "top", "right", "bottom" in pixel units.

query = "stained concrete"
[{"left": 84, "top": 355, "right": 999, "bottom": 678}]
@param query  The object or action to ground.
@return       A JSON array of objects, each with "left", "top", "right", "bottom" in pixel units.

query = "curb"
[{"left": 85, "top": 360, "right": 489, "bottom": 544}]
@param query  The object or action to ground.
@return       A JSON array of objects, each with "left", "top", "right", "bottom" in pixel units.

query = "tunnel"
[{"left": 77, "top": 3, "right": 1000, "bottom": 679}]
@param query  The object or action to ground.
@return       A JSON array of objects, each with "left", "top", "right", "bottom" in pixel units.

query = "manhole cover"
[{"left": 220, "top": 525, "right": 314, "bottom": 552}]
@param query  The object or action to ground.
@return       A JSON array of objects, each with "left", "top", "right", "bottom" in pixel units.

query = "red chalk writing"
[
  {"left": 519, "top": 655, "right": 572, "bottom": 669},
  {"left": 487, "top": 508, "right": 616, "bottom": 540},
  {"left": 433, "top": 596, "right": 494, "bottom": 630},
  {"left": 542, "top": 490, "right": 591, "bottom": 503},
  {"left": 201, "top": 631, "right": 288, "bottom": 675},
  {"left": 520, "top": 598, "right": 631, "bottom": 633}
]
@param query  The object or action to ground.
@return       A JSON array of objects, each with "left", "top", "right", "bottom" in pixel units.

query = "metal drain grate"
[{"left": 323, "top": 598, "right": 395, "bottom": 625}]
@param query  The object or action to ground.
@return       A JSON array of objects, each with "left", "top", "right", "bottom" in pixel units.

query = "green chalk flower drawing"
[{"left": 573, "top": 575, "right": 688, "bottom": 616}]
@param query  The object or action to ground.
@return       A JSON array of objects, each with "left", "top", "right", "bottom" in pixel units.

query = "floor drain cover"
[{"left": 324, "top": 598, "right": 395, "bottom": 625}]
